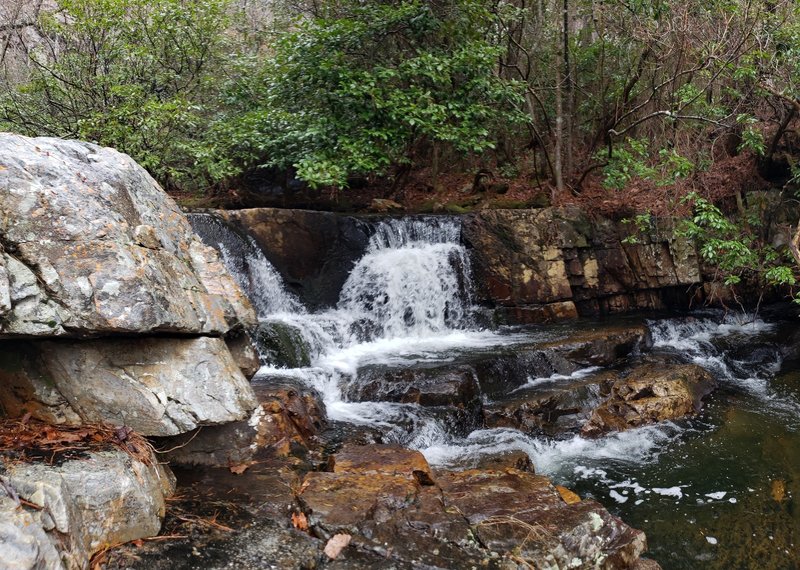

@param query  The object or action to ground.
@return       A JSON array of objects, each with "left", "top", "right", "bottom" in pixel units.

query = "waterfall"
[
  {"left": 187, "top": 213, "right": 303, "bottom": 317},
  {"left": 337, "top": 217, "right": 473, "bottom": 340}
]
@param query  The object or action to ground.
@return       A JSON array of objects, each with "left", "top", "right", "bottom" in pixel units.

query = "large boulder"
[
  {"left": 0, "top": 337, "right": 257, "bottom": 437},
  {"left": 582, "top": 363, "right": 717, "bottom": 436},
  {"left": 0, "top": 446, "right": 174, "bottom": 570},
  {"left": 0, "top": 134, "right": 256, "bottom": 337},
  {"left": 162, "top": 378, "right": 327, "bottom": 466}
]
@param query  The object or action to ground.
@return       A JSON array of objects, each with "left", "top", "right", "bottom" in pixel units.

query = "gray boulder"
[
  {"left": 0, "top": 337, "right": 257, "bottom": 436},
  {"left": 0, "top": 134, "right": 256, "bottom": 337},
  {"left": 1, "top": 447, "right": 174, "bottom": 570}
]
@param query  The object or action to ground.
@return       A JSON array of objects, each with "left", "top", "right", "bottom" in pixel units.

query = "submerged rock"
[
  {"left": 0, "top": 134, "right": 255, "bottom": 337},
  {"left": 346, "top": 365, "right": 480, "bottom": 408},
  {"left": 582, "top": 363, "right": 717, "bottom": 436},
  {"left": 0, "top": 446, "right": 174, "bottom": 570}
]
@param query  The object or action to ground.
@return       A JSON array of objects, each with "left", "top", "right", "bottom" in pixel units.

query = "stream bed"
[{"left": 187, "top": 213, "right": 800, "bottom": 569}]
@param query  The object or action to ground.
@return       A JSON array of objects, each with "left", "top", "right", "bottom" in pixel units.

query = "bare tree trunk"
[{"left": 553, "top": 0, "right": 565, "bottom": 196}]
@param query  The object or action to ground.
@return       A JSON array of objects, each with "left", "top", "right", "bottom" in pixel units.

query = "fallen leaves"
[
  {"left": 0, "top": 418, "right": 154, "bottom": 466},
  {"left": 291, "top": 511, "right": 308, "bottom": 531},
  {"left": 323, "top": 533, "right": 352, "bottom": 559},
  {"left": 228, "top": 461, "right": 254, "bottom": 475}
]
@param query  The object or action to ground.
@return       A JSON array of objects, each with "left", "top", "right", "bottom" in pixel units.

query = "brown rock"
[
  {"left": 329, "top": 443, "right": 432, "bottom": 480},
  {"left": 582, "top": 363, "right": 717, "bottom": 436},
  {"left": 161, "top": 380, "right": 326, "bottom": 466}
]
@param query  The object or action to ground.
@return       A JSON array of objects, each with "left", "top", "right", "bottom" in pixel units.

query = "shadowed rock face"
[
  {"left": 0, "top": 134, "right": 256, "bottom": 337},
  {"left": 221, "top": 208, "right": 370, "bottom": 310}
]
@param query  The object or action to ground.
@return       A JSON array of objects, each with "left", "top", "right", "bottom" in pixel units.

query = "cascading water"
[
  {"left": 192, "top": 212, "right": 800, "bottom": 568},
  {"left": 337, "top": 217, "right": 473, "bottom": 339},
  {"left": 188, "top": 213, "right": 303, "bottom": 317}
]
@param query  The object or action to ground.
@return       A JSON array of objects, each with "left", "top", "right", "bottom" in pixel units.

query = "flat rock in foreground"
[{"left": 299, "top": 444, "right": 653, "bottom": 568}]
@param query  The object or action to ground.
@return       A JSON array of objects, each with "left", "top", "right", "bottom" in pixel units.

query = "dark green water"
[{"left": 554, "top": 318, "right": 800, "bottom": 569}]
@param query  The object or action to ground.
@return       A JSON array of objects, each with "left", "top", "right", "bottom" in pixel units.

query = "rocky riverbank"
[{"left": 0, "top": 134, "right": 762, "bottom": 569}]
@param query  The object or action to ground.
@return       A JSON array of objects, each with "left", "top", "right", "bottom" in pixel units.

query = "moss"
[
  {"left": 445, "top": 203, "right": 472, "bottom": 214},
  {"left": 255, "top": 321, "right": 311, "bottom": 368}
]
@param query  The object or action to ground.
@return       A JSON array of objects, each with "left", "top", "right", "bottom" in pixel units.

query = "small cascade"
[
  {"left": 337, "top": 216, "right": 473, "bottom": 340},
  {"left": 187, "top": 213, "right": 303, "bottom": 317}
]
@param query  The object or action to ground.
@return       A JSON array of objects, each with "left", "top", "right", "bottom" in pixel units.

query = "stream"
[{"left": 190, "top": 213, "right": 800, "bottom": 569}]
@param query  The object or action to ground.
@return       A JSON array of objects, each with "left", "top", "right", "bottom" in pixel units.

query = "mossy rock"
[{"left": 254, "top": 321, "right": 312, "bottom": 368}]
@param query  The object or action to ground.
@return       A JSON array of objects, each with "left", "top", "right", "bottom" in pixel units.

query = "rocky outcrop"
[
  {"left": 0, "top": 135, "right": 262, "bottom": 566},
  {"left": 582, "top": 363, "right": 717, "bottom": 436},
  {"left": 463, "top": 207, "right": 703, "bottom": 321},
  {"left": 0, "top": 134, "right": 255, "bottom": 337},
  {"left": 0, "top": 134, "right": 258, "bottom": 435},
  {"left": 0, "top": 337, "right": 256, "bottom": 436},
  {"left": 162, "top": 378, "right": 327, "bottom": 466},
  {"left": 0, "top": 446, "right": 174, "bottom": 570},
  {"left": 298, "top": 444, "right": 653, "bottom": 568}
]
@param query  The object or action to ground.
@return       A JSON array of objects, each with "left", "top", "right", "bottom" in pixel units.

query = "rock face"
[
  {"left": 221, "top": 208, "right": 370, "bottom": 309},
  {"left": 0, "top": 337, "right": 256, "bottom": 437},
  {"left": 582, "top": 363, "right": 717, "bottom": 436},
  {"left": 0, "top": 447, "right": 174, "bottom": 570},
  {"left": 463, "top": 207, "right": 702, "bottom": 320},
  {"left": 0, "top": 135, "right": 262, "bottom": 565},
  {"left": 0, "top": 134, "right": 256, "bottom": 337},
  {"left": 0, "top": 134, "right": 259, "bottom": 436}
]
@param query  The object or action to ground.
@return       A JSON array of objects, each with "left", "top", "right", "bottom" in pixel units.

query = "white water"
[{"left": 193, "top": 214, "right": 795, "bottom": 480}]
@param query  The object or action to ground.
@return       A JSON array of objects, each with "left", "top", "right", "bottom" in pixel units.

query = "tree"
[
  {"left": 205, "top": 0, "right": 526, "bottom": 190},
  {"left": 0, "top": 0, "right": 233, "bottom": 190}
]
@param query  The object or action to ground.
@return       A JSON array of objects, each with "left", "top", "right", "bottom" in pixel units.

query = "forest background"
[{"left": 3, "top": 0, "right": 800, "bottom": 295}]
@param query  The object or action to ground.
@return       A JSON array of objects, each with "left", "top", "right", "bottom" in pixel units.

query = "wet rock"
[
  {"left": 546, "top": 322, "right": 653, "bottom": 367},
  {"left": 254, "top": 320, "right": 312, "bottom": 368},
  {"left": 436, "top": 468, "right": 648, "bottom": 568},
  {"left": 346, "top": 365, "right": 480, "bottom": 408},
  {"left": 0, "top": 447, "right": 174, "bottom": 569},
  {"left": 0, "top": 134, "right": 255, "bottom": 337},
  {"left": 225, "top": 330, "right": 261, "bottom": 380},
  {"left": 222, "top": 208, "right": 370, "bottom": 309},
  {"left": 483, "top": 370, "right": 616, "bottom": 434},
  {"left": 474, "top": 322, "right": 649, "bottom": 398},
  {"left": 582, "top": 363, "right": 717, "bottom": 436},
  {"left": 300, "top": 445, "right": 652, "bottom": 568},
  {"left": 328, "top": 444, "right": 432, "bottom": 480},
  {"left": 162, "top": 379, "right": 326, "bottom": 466},
  {"left": 0, "top": 337, "right": 257, "bottom": 437},
  {"left": 472, "top": 449, "right": 535, "bottom": 472}
]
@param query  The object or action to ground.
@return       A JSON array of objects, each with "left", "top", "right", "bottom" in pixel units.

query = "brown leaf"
[
  {"left": 291, "top": 512, "right": 308, "bottom": 531},
  {"left": 228, "top": 462, "right": 252, "bottom": 475},
  {"left": 323, "top": 533, "right": 351, "bottom": 560}
]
